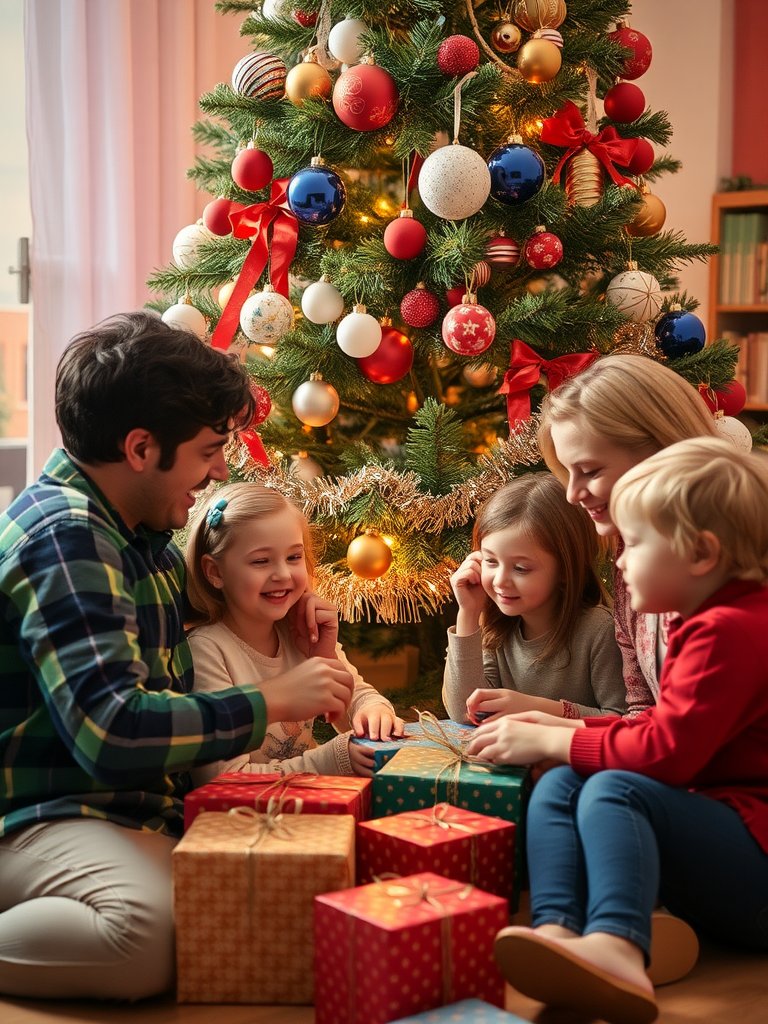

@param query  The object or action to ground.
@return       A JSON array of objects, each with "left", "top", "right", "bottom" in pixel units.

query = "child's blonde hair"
[
  {"left": 538, "top": 355, "right": 718, "bottom": 482},
  {"left": 185, "top": 482, "right": 316, "bottom": 626},
  {"left": 611, "top": 437, "right": 768, "bottom": 584},
  {"left": 472, "top": 472, "right": 603, "bottom": 662}
]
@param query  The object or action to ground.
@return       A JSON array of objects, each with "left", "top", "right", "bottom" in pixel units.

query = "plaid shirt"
[{"left": 0, "top": 449, "right": 266, "bottom": 838}]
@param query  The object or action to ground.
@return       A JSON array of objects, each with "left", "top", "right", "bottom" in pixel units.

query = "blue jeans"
[{"left": 527, "top": 767, "right": 768, "bottom": 959}]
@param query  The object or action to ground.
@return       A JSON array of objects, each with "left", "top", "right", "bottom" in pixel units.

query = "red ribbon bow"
[
  {"left": 498, "top": 339, "right": 599, "bottom": 427},
  {"left": 211, "top": 178, "right": 299, "bottom": 467},
  {"left": 540, "top": 100, "right": 639, "bottom": 188}
]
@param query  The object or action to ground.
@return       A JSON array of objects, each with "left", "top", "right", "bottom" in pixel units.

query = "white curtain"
[{"left": 24, "top": 0, "right": 246, "bottom": 473}]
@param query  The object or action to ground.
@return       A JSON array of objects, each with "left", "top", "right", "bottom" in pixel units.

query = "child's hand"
[
  {"left": 259, "top": 657, "right": 353, "bottom": 724},
  {"left": 450, "top": 552, "right": 486, "bottom": 632},
  {"left": 351, "top": 706, "right": 405, "bottom": 741},
  {"left": 467, "top": 688, "right": 540, "bottom": 723},
  {"left": 348, "top": 739, "right": 376, "bottom": 778},
  {"left": 465, "top": 716, "right": 573, "bottom": 766},
  {"left": 289, "top": 591, "right": 339, "bottom": 659}
]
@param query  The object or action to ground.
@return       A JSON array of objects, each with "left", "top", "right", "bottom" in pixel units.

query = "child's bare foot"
[{"left": 494, "top": 926, "right": 658, "bottom": 1024}]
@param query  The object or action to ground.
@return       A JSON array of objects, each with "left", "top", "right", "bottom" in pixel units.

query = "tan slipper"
[
  {"left": 648, "top": 910, "right": 699, "bottom": 986},
  {"left": 494, "top": 927, "right": 659, "bottom": 1024}
]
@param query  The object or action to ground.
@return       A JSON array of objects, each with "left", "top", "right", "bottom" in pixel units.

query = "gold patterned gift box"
[
  {"left": 357, "top": 803, "right": 516, "bottom": 904},
  {"left": 173, "top": 809, "right": 355, "bottom": 1004},
  {"left": 183, "top": 771, "right": 372, "bottom": 830},
  {"left": 314, "top": 871, "right": 508, "bottom": 1024},
  {"left": 372, "top": 746, "right": 530, "bottom": 903}
]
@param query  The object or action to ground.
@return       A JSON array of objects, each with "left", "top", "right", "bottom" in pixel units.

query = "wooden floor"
[{"left": 2, "top": 923, "right": 766, "bottom": 1023}]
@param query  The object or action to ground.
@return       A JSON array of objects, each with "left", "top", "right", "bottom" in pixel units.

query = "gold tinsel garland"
[{"left": 224, "top": 417, "right": 543, "bottom": 623}]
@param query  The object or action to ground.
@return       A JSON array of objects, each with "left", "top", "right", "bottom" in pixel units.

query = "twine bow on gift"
[
  {"left": 227, "top": 800, "right": 296, "bottom": 849},
  {"left": 411, "top": 709, "right": 493, "bottom": 805},
  {"left": 540, "top": 100, "right": 640, "bottom": 188},
  {"left": 211, "top": 177, "right": 299, "bottom": 353},
  {"left": 498, "top": 338, "right": 599, "bottom": 427},
  {"left": 210, "top": 770, "right": 366, "bottom": 814}
]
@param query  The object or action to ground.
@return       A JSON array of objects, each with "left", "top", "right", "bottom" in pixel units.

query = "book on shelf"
[
  {"left": 719, "top": 212, "right": 768, "bottom": 305},
  {"left": 721, "top": 330, "right": 749, "bottom": 392},
  {"left": 746, "top": 332, "right": 768, "bottom": 405}
]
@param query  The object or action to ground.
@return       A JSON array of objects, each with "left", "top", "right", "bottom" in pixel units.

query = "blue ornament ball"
[
  {"left": 287, "top": 162, "right": 347, "bottom": 226},
  {"left": 487, "top": 142, "right": 545, "bottom": 205},
  {"left": 654, "top": 309, "right": 706, "bottom": 358}
]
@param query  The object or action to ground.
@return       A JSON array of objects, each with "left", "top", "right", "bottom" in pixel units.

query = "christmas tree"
[{"left": 148, "top": 0, "right": 738, "bottom": 694}]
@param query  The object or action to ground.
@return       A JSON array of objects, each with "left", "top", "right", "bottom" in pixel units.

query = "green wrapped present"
[{"left": 372, "top": 744, "right": 530, "bottom": 905}]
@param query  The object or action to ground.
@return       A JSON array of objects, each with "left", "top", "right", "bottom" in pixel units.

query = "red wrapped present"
[
  {"left": 357, "top": 803, "right": 515, "bottom": 903},
  {"left": 314, "top": 871, "right": 508, "bottom": 1024},
  {"left": 183, "top": 771, "right": 372, "bottom": 830}
]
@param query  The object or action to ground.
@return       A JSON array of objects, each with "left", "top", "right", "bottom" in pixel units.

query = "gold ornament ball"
[
  {"left": 517, "top": 38, "right": 562, "bottom": 84},
  {"left": 291, "top": 374, "right": 340, "bottom": 427},
  {"left": 514, "top": 0, "right": 567, "bottom": 30},
  {"left": 463, "top": 364, "right": 498, "bottom": 388},
  {"left": 490, "top": 22, "right": 522, "bottom": 53},
  {"left": 217, "top": 280, "right": 237, "bottom": 309},
  {"left": 626, "top": 192, "right": 667, "bottom": 237},
  {"left": 346, "top": 533, "right": 393, "bottom": 580},
  {"left": 285, "top": 61, "right": 332, "bottom": 106}
]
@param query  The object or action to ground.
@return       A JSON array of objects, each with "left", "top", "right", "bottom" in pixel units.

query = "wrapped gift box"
[
  {"left": 351, "top": 719, "right": 476, "bottom": 772},
  {"left": 372, "top": 747, "right": 530, "bottom": 904},
  {"left": 357, "top": 804, "right": 515, "bottom": 903},
  {"left": 183, "top": 771, "right": 371, "bottom": 830},
  {"left": 392, "top": 1000, "right": 528, "bottom": 1022},
  {"left": 174, "top": 809, "right": 355, "bottom": 1004},
  {"left": 314, "top": 871, "right": 508, "bottom": 1024}
]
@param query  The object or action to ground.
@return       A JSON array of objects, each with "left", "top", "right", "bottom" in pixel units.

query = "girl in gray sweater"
[{"left": 442, "top": 473, "right": 626, "bottom": 722}]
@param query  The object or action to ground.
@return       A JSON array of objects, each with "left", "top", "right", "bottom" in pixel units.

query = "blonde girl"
[
  {"left": 538, "top": 354, "right": 718, "bottom": 716},
  {"left": 185, "top": 482, "right": 403, "bottom": 782},
  {"left": 442, "top": 473, "right": 626, "bottom": 723}
]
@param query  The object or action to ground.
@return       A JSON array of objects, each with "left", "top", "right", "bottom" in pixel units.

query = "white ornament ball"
[
  {"left": 261, "top": 0, "right": 290, "bottom": 20},
  {"left": 605, "top": 268, "right": 663, "bottom": 324},
  {"left": 172, "top": 222, "right": 214, "bottom": 270},
  {"left": 328, "top": 18, "right": 369, "bottom": 65},
  {"left": 292, "top": 375, "right": 340, "bottom": 427},
  {"left": 418, "top": 144, "right": 491, "bottom": 221},
  {"left": 336, "top": 305, "right": 382, "bottom": 357},
  {"left": 290, "top": 452, "right": 324, "bottom": 480},
  {"left": 301, "top": 278, "right": 345, "bottom": 324},
  {"left": 239, "top": 287, "right": 294, "bottom": 344},
  {"left": 714, "top": 414, "right": 753, "bottom": 452},
  {"left": 161, "top": 303, "right": 207, "bottom": 339}
]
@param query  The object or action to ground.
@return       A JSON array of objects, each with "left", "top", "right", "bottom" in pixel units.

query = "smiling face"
[
  {"left": 549, "top": 418, "right": 656, "bottom": 537},
  {"left": 202, "top": 508, "right": 309, "bottom": 629},
  {"left": 479, "top": 525, "right": 562, "bottom": 638}
]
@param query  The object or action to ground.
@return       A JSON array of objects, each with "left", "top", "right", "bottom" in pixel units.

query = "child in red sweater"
[{"left": 466, "top": 437, "right": 768, "bottom": 1024}]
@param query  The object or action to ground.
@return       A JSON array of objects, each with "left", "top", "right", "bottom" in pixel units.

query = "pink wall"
[{"left": 732, "top": 0, "right": 768, "bottom": 184}]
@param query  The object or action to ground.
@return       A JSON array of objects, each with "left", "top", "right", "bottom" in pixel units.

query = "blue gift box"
[
  {"left": 350, "top": 719, "right": 476, "bottom": 771},
  {"left": 391, "top": 999, "right": 528, "bottom": 1022}
]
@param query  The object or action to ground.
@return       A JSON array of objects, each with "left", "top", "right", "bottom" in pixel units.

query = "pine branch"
[
  {"left": 403, "top": 398, "right": 474, "bottom": 494},
  {"left": 663, "top": 338, "right": 739, "bottom": 391}
]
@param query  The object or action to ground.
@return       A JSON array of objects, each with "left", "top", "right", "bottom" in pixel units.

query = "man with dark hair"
[{"left": 0, "top": 313, "right": 354, "bottom": 1001}]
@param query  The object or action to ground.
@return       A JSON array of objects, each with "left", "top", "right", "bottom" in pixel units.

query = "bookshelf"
[{"left": 708, "top": 189, "right": 768, "bottom": 412}]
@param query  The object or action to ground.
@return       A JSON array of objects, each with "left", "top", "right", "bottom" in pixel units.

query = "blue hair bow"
[{"left": 206, "top": 497, "right": 228, "bottom": 528}]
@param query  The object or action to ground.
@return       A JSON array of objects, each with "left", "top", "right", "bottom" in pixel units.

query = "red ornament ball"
[
  {"left": 486, "top": 235, "right": 521, "bottom": 267},
  {"left": 608, "top": 26, "right": 653, "bottom": 80},
  {"left": 231, "top": 148, "right": 274, "bottom": 191},
  {"left": 445, "top": 285, "right": 466, "bottom": 308},
  {"left": 202, "top": 198, "right": 244, "bottom": 236},
  {"left": 624, "top": 137, "right": 655, "bottom": 176},
  {"left": 523, "top": 229, "right": 563, "bottom": 270},
  {"left": 292, "top": 9, "right": 317, "bottom": 26},
  {"left": 698, "top": 379, "right": 747, "bottom": 418},
  {"left": 603, "top": 82, "right": 646, "bottom": 123},
  {"left": 437, "top": 34, "right": 480, "bottom": 76},
  {"left": 400, "top": 286, "right": 440, "bottom": 328},
  {"left": 358, "top": 326, "right": 414, "bottom": 384},
  {"left": 472, "top": 260, "right": 492, "bottom": 288},
  {"left": 383, "top": 214, "right": 428, "bottom": 260},
  {"left": 332, "top": 64, "right": 398, "bottom": 132},
  {"left": 248, "top": 383, "right": 272, "bottom": 426},
  {"left": 442, "top": 301, "right": 496, "bottom": 356}
]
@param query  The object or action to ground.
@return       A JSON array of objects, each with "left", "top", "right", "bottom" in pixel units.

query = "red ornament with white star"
[
  {"left": 607, "top": 26, "right": 653, "bottom": 80},
  {"left": 248, "top": 383, "right": 272, "bottom": 426},
  {"left": 523, "top": 226, "right": 563, "bottom": 270},
  {"left": 441, "top": 294, "right": 496, "bottom": 356}
]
